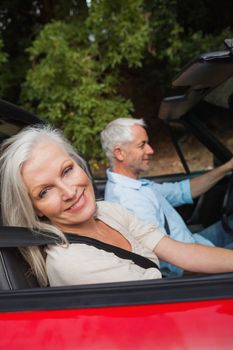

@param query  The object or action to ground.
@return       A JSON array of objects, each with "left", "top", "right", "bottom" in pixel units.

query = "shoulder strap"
[
  {"left": 0, "top": 226, "right": 159, "bottom": 271},
  {"left": 64, "top": 233, "right": 159, "bottom": 270},
  {"left": 164, "top": 214, "right": 170, "bottom": 235}
]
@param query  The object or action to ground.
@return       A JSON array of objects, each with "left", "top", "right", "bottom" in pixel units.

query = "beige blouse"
[{"left": 46, "top": 201, "right": 165, "bottom": 286}]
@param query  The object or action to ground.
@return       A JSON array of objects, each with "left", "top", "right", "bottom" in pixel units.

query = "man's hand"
[{"left": 190, "top": 157, "right": 233, "bottom": 198}]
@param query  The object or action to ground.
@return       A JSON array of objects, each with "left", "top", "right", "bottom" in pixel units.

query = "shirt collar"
[{"left": 106, "top": 169, "right": 149, "bottom": 189}]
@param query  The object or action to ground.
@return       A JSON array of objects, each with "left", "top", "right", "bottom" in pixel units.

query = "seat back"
[{"left": 0, "top": 247, "right": 40, "bottom": 290}]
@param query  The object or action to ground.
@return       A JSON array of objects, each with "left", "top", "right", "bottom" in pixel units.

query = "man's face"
[{"left": 120, "top": 125, "right": 154, "bottom": 178}]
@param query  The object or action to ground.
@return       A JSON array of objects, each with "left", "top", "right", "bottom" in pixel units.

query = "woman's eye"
[
  {"left": 39, "top": 188, "right": 49, "bottom": 199},
  {"left": 63, "top": 166, "right": 73, "bottom": 176}
]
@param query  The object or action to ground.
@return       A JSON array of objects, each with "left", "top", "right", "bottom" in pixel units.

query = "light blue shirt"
[{"left": 105, "top": 169, "right": 214, "bottom": 276}]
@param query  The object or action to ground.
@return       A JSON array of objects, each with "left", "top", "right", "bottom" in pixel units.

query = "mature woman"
[{"left": 0, "top": 124, "right": 233, "bottom": 287}]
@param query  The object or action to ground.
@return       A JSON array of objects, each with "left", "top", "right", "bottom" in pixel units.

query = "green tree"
[
  {"left": 143, "top": 0, "right": 233, "bottom": 93},
  {"left": 1, "top": 0, "right": 233, "bottom": 166},
  {"left": 22, "top": 0, "right": 148, "bottom": 163},
  {"left": 0, "top": 36, "right": 9, "bottom": 96},
  {"left": 0, "top": 0, "right": 91, "bottom": 102}
]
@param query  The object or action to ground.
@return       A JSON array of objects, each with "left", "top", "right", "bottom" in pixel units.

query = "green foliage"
[
  {"left": 0, "top": 37, "right": 9, "bottom": 96},
  {"left": 159, "top": 27, "right": 233, "bottom": 80},
  {"left": 87, "top": 0, "right": 149, "bottom": 68},
  {"left": 22, "top": 0, "right": 148, "bottom": 162},
  {"left": 178, "top": 29, "right": 233, "bottom": 65},
  {"left": 144, "top": 0, "right": 233, "bottom": 92},
  {"left": 1, "top": 0, "right": 233, "bottom": 165}
]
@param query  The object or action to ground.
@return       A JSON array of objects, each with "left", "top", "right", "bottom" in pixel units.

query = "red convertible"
[{"left": 0, "top": 40, "right": 233, "bottom": 349}]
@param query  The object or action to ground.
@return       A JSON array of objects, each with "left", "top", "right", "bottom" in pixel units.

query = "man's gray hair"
[{"left": 100, "top": 118, "right": 146, "bottom": 164}]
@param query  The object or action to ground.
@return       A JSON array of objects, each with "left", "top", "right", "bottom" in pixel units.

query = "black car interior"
[{"left": 0, "top": 248, "right": 39, "bottom": 289}]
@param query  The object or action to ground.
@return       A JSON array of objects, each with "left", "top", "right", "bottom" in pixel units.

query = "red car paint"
[{"left": 0, "top": 299, "right": 232, "bottom": 349}]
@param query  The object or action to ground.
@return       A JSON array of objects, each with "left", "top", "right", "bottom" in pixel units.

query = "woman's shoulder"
[
  {"left": 96, "top": 200, "right": 126, "bottom": 212},
  {"left": 96, "top": 201, "right": 129, "bottom": 221}
]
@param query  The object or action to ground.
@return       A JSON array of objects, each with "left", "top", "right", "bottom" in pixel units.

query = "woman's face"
[{"left": 21, "top": 141, "right": 96, "bottom": 232}]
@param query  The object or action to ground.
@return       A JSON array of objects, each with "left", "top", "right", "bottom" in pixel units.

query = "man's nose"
[{"left": 146, "top": 144, "right": 154, "bottom": 155}]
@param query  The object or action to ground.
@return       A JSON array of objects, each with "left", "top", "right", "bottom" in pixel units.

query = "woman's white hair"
[
  {"left": 0, "top": 123, "right": 90, "bottom": 286},
  {"left": 100, "top": 118, "right": 146, "bottom": 165}
]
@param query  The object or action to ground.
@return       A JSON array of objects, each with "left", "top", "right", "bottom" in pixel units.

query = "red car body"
[{"left": 1, "top": 299, "right": 233, "bottom": 349}]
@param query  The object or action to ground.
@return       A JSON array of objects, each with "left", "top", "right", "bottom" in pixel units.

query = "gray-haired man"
[{"left": 101, "top": 118, "right": 233, "bottom": 276}]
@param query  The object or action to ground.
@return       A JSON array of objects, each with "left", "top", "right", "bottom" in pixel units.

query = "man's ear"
[{"left": 113, "top": 145, "right": 126, "bottom": 162}]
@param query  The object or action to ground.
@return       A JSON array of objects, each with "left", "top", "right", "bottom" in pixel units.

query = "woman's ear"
[
  {"left": 36, "top": 210, "right": 44, "bottom": 218},
  {"left": 113, "top": 145, "right": 126, "bottom": 162}
]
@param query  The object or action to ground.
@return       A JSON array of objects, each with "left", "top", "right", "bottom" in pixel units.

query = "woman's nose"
[{"left": 60, "top": 182, "right": 76, "bottom": 200}]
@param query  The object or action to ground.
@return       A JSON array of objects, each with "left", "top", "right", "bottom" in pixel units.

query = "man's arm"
[
  {"left": 155, "top": 236, "right": 233, "bottom": 274},
  {"left": 190, "top": 157, "right": 233, "bottom": 199}
]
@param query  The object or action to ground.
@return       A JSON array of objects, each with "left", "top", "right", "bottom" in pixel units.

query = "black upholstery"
[{"left": 0, "top": 248, "right": 40, "bottom": 290}]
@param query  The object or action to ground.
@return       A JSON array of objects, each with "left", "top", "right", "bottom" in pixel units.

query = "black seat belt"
[
  {"left": 164, "top": 214, "right": 170, "bottom": 235},
  {"left": 64, "top": 232, "right": 159, "bottom": 270},
  {"left": 0, "top": 226, "right": 160, "bottom": 271}
]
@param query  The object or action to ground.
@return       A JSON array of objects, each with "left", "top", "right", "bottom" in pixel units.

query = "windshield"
[{"left": 144, "top": 75, "right": 233, "bottom": 177}]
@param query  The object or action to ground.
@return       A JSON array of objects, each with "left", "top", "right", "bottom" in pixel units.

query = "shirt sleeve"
[
  {"left": 109, "top": 184, "right": 166, "bottom": 228},
  {"left": 100, "top": 201, "right": 165, "bottom": 251},
  {"left": 46, "top": 244, "right": 162, "bottom": 286},
  {"left": 151, "top": 179, "right": 193, "bottom": 207},
  {"left": 122, "top": 204, "right": 165, "bottom": 250}
]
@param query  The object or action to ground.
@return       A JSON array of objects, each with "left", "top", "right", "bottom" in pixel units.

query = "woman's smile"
[{"left": 65, "top": 189, "right": 86, "bottom": 212}]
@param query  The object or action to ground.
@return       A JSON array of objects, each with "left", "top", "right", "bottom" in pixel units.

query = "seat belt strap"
[
  {"left": 164, "top": 214, "right": 171, "bottom": 235},
  {"left": 0, "top": 226, "right": 160, "bottom": 271},
  {"left": 64, "top": 233, "right": 159, "bottom": 270}
]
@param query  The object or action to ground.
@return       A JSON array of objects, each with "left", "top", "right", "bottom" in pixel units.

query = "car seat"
[{"left": 0, "top": 247, "right": 40, "bottom": 290}]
